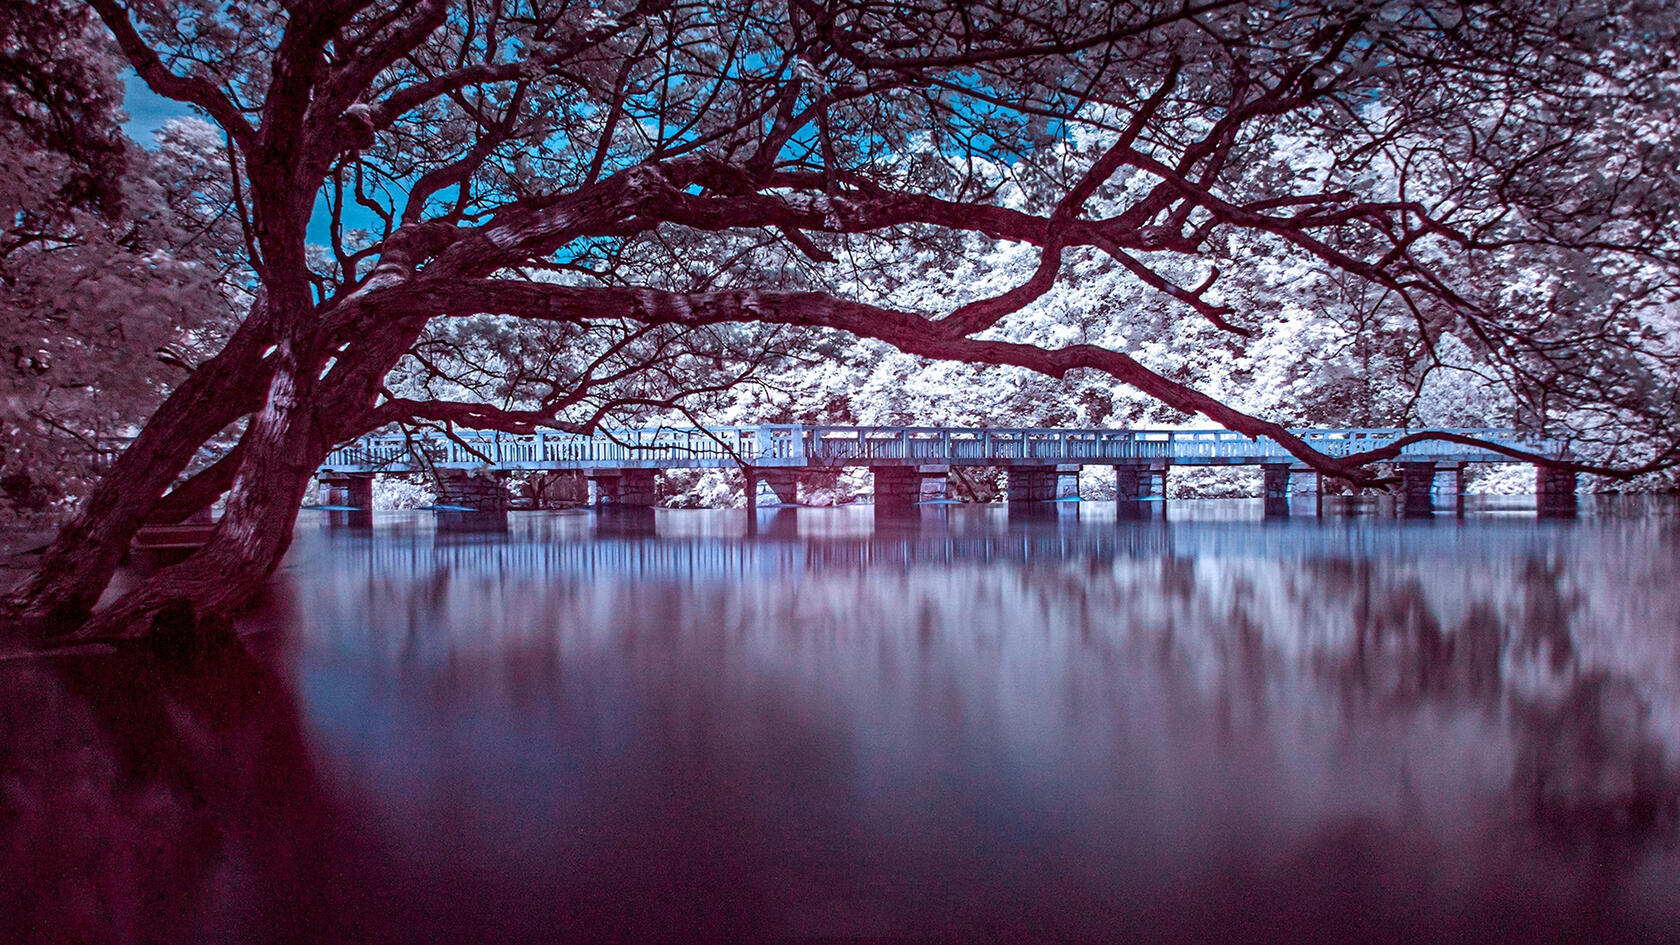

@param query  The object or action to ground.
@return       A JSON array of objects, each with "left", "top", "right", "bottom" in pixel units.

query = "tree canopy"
[{"left": 4, "top": 0, "right": 1679, "bottom": 635}]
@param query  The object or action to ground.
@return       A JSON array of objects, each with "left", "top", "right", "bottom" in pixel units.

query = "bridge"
[{"left": 316, "top": 424, "right": 1576, "bottom": 517}]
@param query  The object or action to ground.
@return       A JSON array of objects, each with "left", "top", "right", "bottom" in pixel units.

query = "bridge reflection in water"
[{"left": 363, "top": 508, "right": 1590, "bottom": 581}]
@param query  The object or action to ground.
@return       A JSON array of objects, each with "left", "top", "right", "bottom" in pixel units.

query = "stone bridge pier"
[
  {"left": 1008, "top": 465, "right": 1080, "bottom": 503},
  {"left": 587, "top": 468, "right": 658, "bottom": 537},
  {"left": 1537, "top": 466, "right": 1578, "bottom": 518},
  {"left": 1397, "top": 462, "right": 1439, "bottom": 517},
  {"left": 1114, "top": 462, "right": 1168, "bottom": 519},
  {"left": 436, "top": 469, "right": 510, "bottom": 510},
  {"left": 317, "top": 472, "right": 373, "bottom": 509},
  {"left": 1114, "top": 463, "right": 1168, "bottom": 501},
  {"left": 743, "top": 468, "right": 802, "bottom": 536},
  {"left": 1396, "top": 462, "right": 1471, "bottom": 517},
  {"left": 1261, "top": 463, "right": 1293, "bottom": 518},
  {"left": 317, "top": 472, "right": 373, "bottom": 527},
  {"left": 586, "top": 468, "right": 658, "bottom": 508},
  {"left": 872, "top": 465, "right": 949, "bottom": 515},
  {"left": 1442, "top": 462, "right": 1467, "bottom": 516},
  {"left": 315, "top": 470, "right": 371, "bottom": 531},
  {"left": 747, "top": 468, "right": 801, "bottom": 508}
]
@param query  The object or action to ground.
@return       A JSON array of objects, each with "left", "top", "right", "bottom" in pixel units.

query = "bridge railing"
[
  {"left": 800, "top": 426, "right": 1545, "bottom": 464},
  {"left": 320, "top": 424, "right": 823, "bottom": 471}
]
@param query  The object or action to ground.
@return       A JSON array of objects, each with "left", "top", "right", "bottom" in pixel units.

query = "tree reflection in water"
[
  {"left": 0, "top": 631, "right": 381, "bottom": 944},
  {"left": 2, "top": 505, "right": 1677, "bottom": 942}
]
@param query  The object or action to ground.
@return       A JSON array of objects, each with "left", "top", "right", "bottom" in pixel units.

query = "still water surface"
[{"left": 4, "top": 500, "right": 1680, "bottom": 943}]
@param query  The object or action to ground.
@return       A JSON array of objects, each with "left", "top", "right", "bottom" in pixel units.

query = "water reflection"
[
  {"left": 3, "top": 502, "right": 1678, "bottom": 942},
  {"left": 0, "top": 639, "right": 377, "bottom": 944}
]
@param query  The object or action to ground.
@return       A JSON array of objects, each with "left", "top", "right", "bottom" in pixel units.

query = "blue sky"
[
  {"left": 122, "top": 72, "right": 184, "bottom": 142},
  {"left": 123, "top": 72, "right": 352, "bottom": 245}
]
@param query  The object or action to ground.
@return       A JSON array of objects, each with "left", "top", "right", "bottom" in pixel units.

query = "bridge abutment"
[
  {"left": 587, "top": 469, "right": 658, "bottom": 508},
  {"left": 1536, "top": 466, "right": 1578, "bottom": 518}
]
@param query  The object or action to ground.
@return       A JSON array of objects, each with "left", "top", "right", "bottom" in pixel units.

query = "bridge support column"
[
  {"left": 1446, "top": 462, "right": 1468, "bottom": 516},
  {"left": 1114, "top": 462, "right": 1167, "bottom": 520},
  {"left": 871, "top": 466, "right": 918, "bottom": 515},
  {"left": 438, "top": 469, "right": 510, "bottom": 510},
  {"left": 1536, "top": 466, "right": 1578, "bottom": 518},
  {"left": 743, "top": 467, "right": 801, "bottom": 537},
  {"left": 1117, "top": 464, "right": 1167, "bottom": 500},
  {"left": 318, "top": 472, "right": 373, "bottom": 509},
  {"left": 317, "top": 472, "right": 373, "bottom": 528},
  {"left": 755, "top": 469, "right": 800, "bottom": 507},
  {"left": 588, "top": 468, "right": 658, "bottom": 508},
  {"left": 523, "top": 470, "right": 587, "bottom": 509},
  {"left": 1399, "top": 462, "right": 1436, "bottom": 517},
  {"left": 1262, "top": 463, "right": 1291, "bottom": 519},
  {"left": 1009, "top": 465, "right": 1079, "bottom": 503},
  {"left": 871, "top": 465, "right": 948, "bottom": 516}
]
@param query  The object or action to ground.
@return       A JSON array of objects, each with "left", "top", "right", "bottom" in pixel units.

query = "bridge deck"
[{"left": 319, "top": 425, "right": 1553, "bottom": 476}]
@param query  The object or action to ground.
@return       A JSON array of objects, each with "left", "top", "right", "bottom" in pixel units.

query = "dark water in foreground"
[{"left": 4, "top": 499, "right": 1680, "bottom": 943}]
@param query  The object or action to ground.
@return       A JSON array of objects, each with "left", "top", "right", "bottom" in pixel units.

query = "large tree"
[{"left": 4, "top": 0, "right": 1679, "bottom": 638}]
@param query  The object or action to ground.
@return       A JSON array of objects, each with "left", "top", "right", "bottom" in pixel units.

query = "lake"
[{"left": 3, "top": 499, "right": 1678, "bottom": 943}]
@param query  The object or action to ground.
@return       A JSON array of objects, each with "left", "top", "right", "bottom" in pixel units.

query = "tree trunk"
[
  {"left": 33, "top": 292, "right": 427, "bottom": 641},
  {"left": 2, "top": 318, "right": 273, "bottom": 628},
  {"left": 144, "top": 440, "right": 249, "bottom": 525},
  {"left": 73, "top": 351, "right": 326, "bottom": 640}
]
